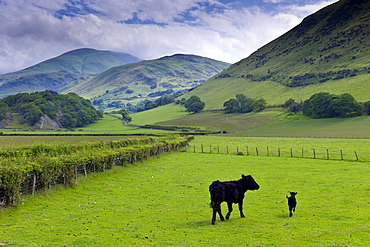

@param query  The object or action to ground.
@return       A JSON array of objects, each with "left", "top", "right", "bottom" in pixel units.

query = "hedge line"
[{"left": 0, "top": 135, "right": 193, "bottom": 205}]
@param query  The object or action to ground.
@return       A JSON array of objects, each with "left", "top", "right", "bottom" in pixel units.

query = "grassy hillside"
[
  {"left": 0, "top": 48, "right": 141, "bottom": 98},
  {"left": 67, "top": 54, "right": 230, "bottom": 106},
  {"left": 185, "top": 0, "right": 370, "bottom": 109}
]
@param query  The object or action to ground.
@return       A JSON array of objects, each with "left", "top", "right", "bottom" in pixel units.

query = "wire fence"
[{"left": 185, "top": 144, "right": 366, "bottom": 162}]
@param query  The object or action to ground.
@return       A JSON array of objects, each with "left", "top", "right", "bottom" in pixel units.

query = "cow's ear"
[{"left": 241, "top": 174, "right": 245, "bottom": 178}]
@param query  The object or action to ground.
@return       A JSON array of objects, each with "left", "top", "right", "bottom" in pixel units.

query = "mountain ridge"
[
  {"left": 185, "top": 0, "right": 370, "bottom": 109},
  {"left": 0, "top": 48, "right": 142, "bottom": 98},
  {"left": 65, "top": 53, "right": 231, "bottom": 107}
]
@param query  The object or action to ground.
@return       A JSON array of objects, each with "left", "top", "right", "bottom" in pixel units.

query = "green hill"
[
  {"left": 186, "top": 0, "right": 370, "bottom": 109},
  {"left": 65, "top": 54, "right": 230, "bottom": 106},
  {"left": 0, "top": 48, "right": 141, "bottom": 98}
]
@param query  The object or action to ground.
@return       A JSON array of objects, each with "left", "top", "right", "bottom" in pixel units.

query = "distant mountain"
[
  {"left": 186, "top": 0, "right": 370, "bottom": 109},
  {"left": 0, "top": 48, "right": 141, "bottom": 98},
  {"left": 65, "top": 54, "right": 230, "bottom": 106}
]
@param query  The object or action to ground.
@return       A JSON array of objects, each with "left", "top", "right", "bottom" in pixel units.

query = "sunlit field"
[{"left": 1, "top": 150, "right": 369, "bottom": 246}]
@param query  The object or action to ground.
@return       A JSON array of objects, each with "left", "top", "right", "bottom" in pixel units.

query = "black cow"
[
  {"left": 209, "top": 174, "right": 260, "bottom": 225},
  {"left": 286, "top": 192, "right": 297, "bottom": 217}
]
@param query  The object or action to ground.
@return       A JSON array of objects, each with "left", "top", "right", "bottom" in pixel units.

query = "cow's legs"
[
  {"left": 226, "top": 202, "right": 233, "bottom": 220},
  {"left": 238, "top": 201, "right": 245, "bottom": 218},
  {"left": 212, "top": 203, "right": 224, "bottom": 224}
]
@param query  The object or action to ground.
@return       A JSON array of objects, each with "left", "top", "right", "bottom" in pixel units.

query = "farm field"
[
  {"left": 190, "top": 136, "right": 370, "bottom": 161},
  {"left": 1, "top": 147, "right": 369, "bottom": 246},
  {"left": 237, "top": 115, "right": 370, "bottom": 138}
]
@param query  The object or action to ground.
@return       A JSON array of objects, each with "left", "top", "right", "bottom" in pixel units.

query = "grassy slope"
[
  {"left": 187, "top": 73, "right": 370, "bottom": 110},
  {"left": 184, "top": 0, "right": 370, "bottom": 109},
  {"left": 68, "top": 54, "right": 230, "bottom": 104},
  {"left": 1, "top": 150, "right": 369, "bottom": 246},
  {"left": 237, "top": 115, "right": 370, "bottom": 138},
  {"left": 130, "top": 104, "right": 191, "bottom": 126}
]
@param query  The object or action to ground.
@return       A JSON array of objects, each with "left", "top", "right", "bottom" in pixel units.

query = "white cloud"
[{"left": 0, "top": 0, "right": 339, "bottom": 74}]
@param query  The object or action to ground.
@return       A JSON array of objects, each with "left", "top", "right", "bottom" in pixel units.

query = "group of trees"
[
  {"left": 0, "top": 90, "right": 103, "bottom": 128},
  {"left": 223, "top": 94, "right": 267, "bottom": 113},
  {"left": 283, "top": 92, "right": 368, "bottom": 118},
  {"left": 183, "top": 95, "right": 205, "bottom": 113}
]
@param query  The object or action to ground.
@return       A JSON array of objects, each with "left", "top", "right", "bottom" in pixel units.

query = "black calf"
[
  {"left": 286, "top": 192, "right": 297, "bottom": 217},
  {"left": 209, "top": 174, "right": 260, "bottom": 225}
]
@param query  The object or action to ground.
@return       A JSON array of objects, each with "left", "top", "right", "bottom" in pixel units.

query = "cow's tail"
[{"left": 209, "top": 180, "right": 223, "bottom": 208}]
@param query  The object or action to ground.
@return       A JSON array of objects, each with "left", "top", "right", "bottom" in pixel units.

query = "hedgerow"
[{"left": 0, "top": 135, "right": 193, "bottom": 205}]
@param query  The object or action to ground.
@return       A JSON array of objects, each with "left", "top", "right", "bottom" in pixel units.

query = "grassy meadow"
[
  {"left": 1, "top": 149, "right": 369, "bottom": 246},
  {"left": 186, "top": 73, "right": 370, "bottom": 110}
]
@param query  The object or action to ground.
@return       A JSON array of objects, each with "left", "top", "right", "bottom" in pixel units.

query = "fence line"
[{"left": 186, "top": 144, "right": 365, "bottom": 162}]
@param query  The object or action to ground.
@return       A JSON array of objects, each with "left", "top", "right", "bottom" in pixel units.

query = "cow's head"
[
  {"left": 289, "top": 191, "right": 297, "bottom": 197},
  {"left": 240, "top": 174, "right": 260, "bottom": 191}
]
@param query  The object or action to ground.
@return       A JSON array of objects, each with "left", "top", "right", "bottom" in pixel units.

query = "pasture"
[{"left": 1, "top": 147, "right": 369, "bottom": 246}]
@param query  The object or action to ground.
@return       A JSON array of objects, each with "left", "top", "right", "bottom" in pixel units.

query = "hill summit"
[
  {"left": 66, "top": 53, "right": 230, "bottom": 108},
  {"left": 0, "top": 48, "right": 141, "bottom": 98},
  {"left": 187, "top": 0, "right": 370, "bottom": 109}
]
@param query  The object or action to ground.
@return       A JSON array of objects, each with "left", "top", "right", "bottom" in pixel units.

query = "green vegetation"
[
  {"left": 224, "top": 94, "right": 266, "bottom": 113},
  {"left": 302, "top": 92, "right": 363, "bottom": 118},
  {"left": 185, "top": 0, "right": 370, "bottom": 110},
  {"left": 1, "top": 147, "right": 369, "bottom": 246},
  {"left": 0, "top": 135, "right": 191, "bottom": 204},
  {"left": 0, "top": 90, "right": 103, "bottom": 129},
  {"left": 70, "top": 54, "right": 230, "bottom": 107},
  {"left": 184, "top": 95, "right": 205, "bottom": 113},
  {"left": 0, "top": 48, "right": 140, "bottom": 98},
  {"left": 118, "top": 109, "right": 132, "bottom": 123},
  {"left": 236, "top": 115, "right": 370, "bottom": 138}
]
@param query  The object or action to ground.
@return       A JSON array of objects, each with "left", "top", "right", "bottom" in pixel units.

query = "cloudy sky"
[{"left": 0, "top": 0, "right": 338, "bottom": 74}]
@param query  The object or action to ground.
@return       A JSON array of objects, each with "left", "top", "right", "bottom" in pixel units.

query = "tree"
[
  {"left": 184, "top": 96, "right": 205, "bottom": 113},
  {"left": 253, "top": 98, "right": 267, "bottom": 112},
  {"left": 236, "top": 94, "right": 255, "bottom": 113},
  {"left": 223, "top": 99, "right": 239, "bottom": 113},
  {"left": 330, "top": 93, "right": 362, "bottom": 117},
  {"left": 303, "top": 92, "right": 362, "bottom": 118},
  {"left": 119, "top": 108, "right": 132, "bottom": 123},
  {"left": 223, "top": 94, "right": 266, "bottom": 113},
  {"left": 186, "top": 101, "right": 205, "bottom": 113},
  {"left": 302, "top": 92, "right": 337, "bottom": 118}
]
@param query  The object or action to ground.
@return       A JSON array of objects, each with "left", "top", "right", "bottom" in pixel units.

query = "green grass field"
[{"left": 1, "top": 150, "right": 369, "bottom": 246}]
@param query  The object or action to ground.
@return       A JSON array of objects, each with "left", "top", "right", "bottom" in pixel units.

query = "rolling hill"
[
  {"left": 0, "top": 48, "right": 141, "bottom": 98},
  {"left": 65, "top": 54, "right": 230, "bottom": 106},
  {"left": 185, "top": 0, "right": 370, "bottom": 110}
]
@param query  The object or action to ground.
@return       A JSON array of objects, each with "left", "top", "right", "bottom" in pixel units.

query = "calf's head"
[{"left": 240, "top": 174, "right": 260, "bottom": 191}]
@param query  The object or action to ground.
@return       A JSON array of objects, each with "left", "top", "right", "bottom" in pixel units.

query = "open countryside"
[{"left": 1, "top": 0, "right": 370, "bottom": 246}]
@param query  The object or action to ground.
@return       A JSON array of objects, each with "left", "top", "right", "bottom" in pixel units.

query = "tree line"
[
  {"left": 223, "top": 94, "right": 267, "bottom": 113},
  {"left": 283, "top": 92, "right": 369, "bottom": 118},
  {"left": 0, "top": 90, "right": 103, "bottom": 128}
]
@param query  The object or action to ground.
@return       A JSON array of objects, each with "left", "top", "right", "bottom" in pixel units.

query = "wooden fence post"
[
  {"left": 313, "top": 149, "right": 316, "bottom": 159},
  {"left": 256, "top": 147, "right": 259, "bottom": 156},
  {"left": 194, "top": 145, "right": 196, "bottom": 153},
  {"left": 210, "top": 145, "right": 212, "bottom": 154},
  {"left": 302, "top": 148, "right": 304, "bottom": 158},
  {"left": 246, "top": 146, "right": 249, "bottom": 155},
  {"left": 32, "top": 174, "right": 37, "bottom": 196},
  {"left": 290, "top": 148, "right": 293, "bottom": 157},
  {"left": 218, "top": 146, "right": 220, "bottom": 154},
  {"left": 83, "top": 164, "right": 88, "bottom": 177},
  {"left": 278, "top": 147, "right": 280, "bottom": 157},
  {"left": 201, "top": 144, "right": 204, "bottom": 153},
  {"left": 354, "top": 151, "right": 359, "bottom": 161},
  {"left": 340, "top": 150, "right": 343, "bottom": 160},
  {"left": 236, "top": 146, "right": 239, "bottom": 153},
  {"left": 226, "top": 146, "right": 229, "bottom": 154},
  {"left": 326, "top": 149, "right": 329, "bottom": 160},
  {"left": 267, "top": 147, "right": 269, "bottom": 156}
]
